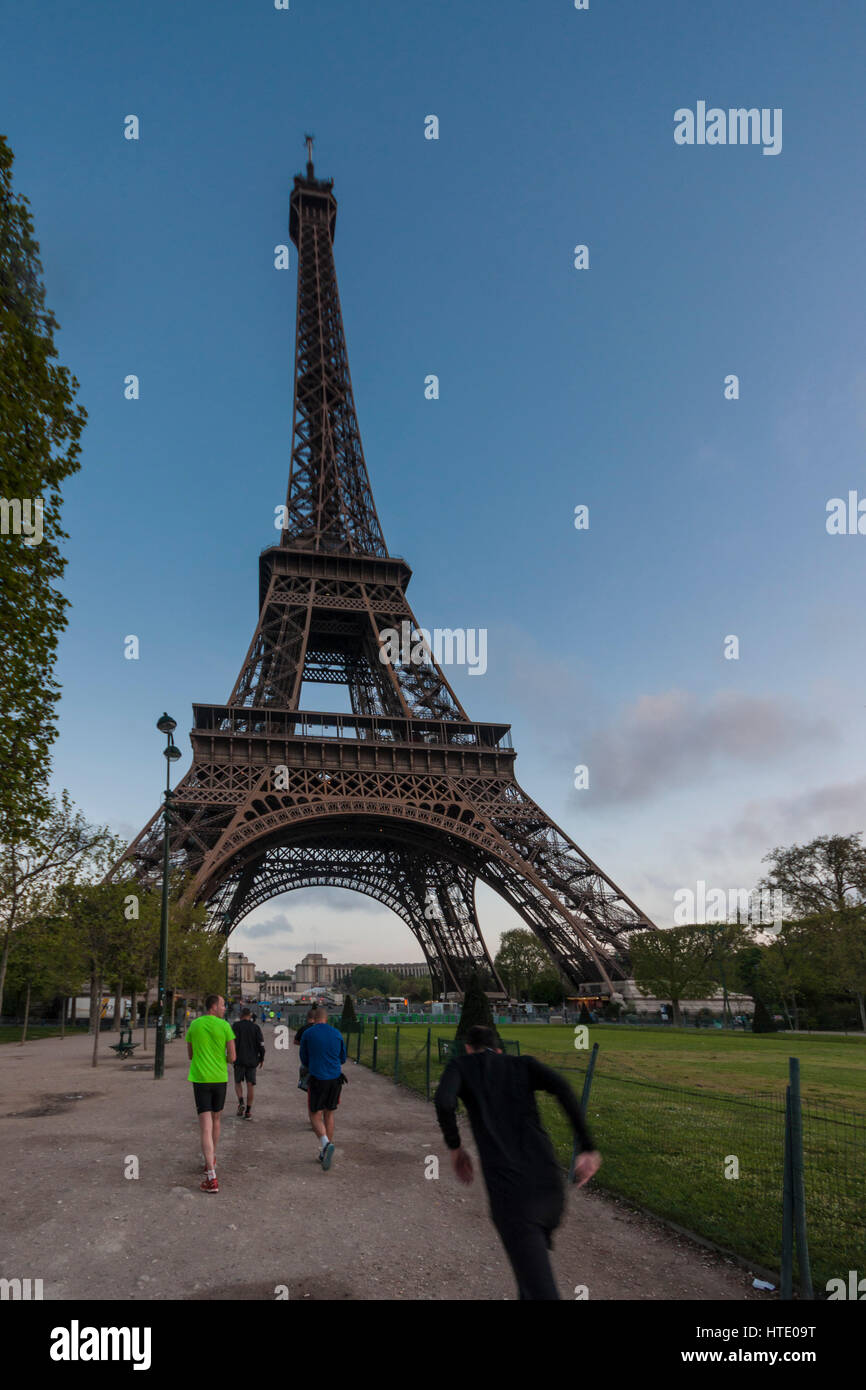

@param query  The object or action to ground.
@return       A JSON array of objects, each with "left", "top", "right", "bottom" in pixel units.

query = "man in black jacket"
[
  {"left": 434, "top": 1024, "right": 601, "bottom": 1300},
  {"left": 232, "top": 1007, "right": 265, "bottom": 1119}
]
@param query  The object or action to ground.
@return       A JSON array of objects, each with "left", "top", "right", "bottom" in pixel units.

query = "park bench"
[{"left": 110, "top": 1027, "right": 138, "bottom": 1059}]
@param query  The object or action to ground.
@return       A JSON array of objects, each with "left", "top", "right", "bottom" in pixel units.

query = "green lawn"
[
  {"left": 0, "top": 1024, "right": 64, "bottom": 1044},
  {"left": 351, "top": 1021, "right": 866, "bottom": 1292}
]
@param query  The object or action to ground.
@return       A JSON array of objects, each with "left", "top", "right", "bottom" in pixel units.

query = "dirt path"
[{"left": 0, "top": 1029, "right": 768, "bottom": 1301}]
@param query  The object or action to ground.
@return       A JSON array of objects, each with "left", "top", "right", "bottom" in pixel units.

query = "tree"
[
  {"left": 759, "top": 833, "right": 866, "bottom": 916},
  {"left": 339, "top": 992, "right": 358, "bottom": 1032},
  {"left": 455, "top": 971, "right": 495, "bottom": 1040},
  {"left": 55, "top": 880, "right": 132, "bottom": 1066},
  {"left": 760, "top": 921, "right": 828, "bottom": 1032},
  {"left": 630, "top": 926, "right": 720, "bottom": 1027},
  {"left": 534, "top": 970, "right": 567, "bottom": 1007},
  {"left": 0, "top": 135, "right": 88, "bottom": 848},
  {"left": 0, "top": 791, "right": 120, "bottom": 1016},
  {"left": 494, "top": 929, "right": 548, "bottom": 999},
  {"left": 752, "top": 997, "right": 777, "bottom": 1033}
]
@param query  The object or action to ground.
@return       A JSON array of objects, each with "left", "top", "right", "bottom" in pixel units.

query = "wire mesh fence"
[{"left": 345, "top": 1022, "right": 865, "bottom": 1295}]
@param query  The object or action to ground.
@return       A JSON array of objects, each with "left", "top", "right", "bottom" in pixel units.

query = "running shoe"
[
  {"left": 321, "top": 1142, "right": 335, "bottom": 1172},
  {"left": 237, "top": 1100, "right": 245, "bottom": 1116},
  {"left": 244, "top": 1108, "right": 252, "bottom": 1120},
  {"left": 200, "top": 1176, "right": 219, "bottom": 1193}
]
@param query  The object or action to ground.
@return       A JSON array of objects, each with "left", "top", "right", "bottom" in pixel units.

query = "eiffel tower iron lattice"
[{"left": 113, "top": 149, "right": 657, "bottom": 997}]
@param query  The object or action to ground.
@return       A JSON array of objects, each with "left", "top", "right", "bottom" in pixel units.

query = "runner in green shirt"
[{"left": 186, "top": 995, "right": 236, "bottom": 1193}]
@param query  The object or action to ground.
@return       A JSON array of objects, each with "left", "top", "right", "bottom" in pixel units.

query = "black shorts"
[
  {"left": 233, "top": 1062, "right": 257, "bottom": 1085},
  {"left": 308, "top": 1074, "right": 345, "bottom": 1113},
  {"left": 192, "top": 1082, "right": 227, "bottom": 1114}
]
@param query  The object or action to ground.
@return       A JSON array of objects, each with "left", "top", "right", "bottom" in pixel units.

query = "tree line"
[{"left": 0, "top": 791, "right": 224, "bottom": 1060}]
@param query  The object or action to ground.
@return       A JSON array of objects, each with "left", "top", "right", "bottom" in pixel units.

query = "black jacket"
[
  {"left": 434, "top": 1050, "right": 595, "bottom": 1198},
  {"left": 232, "top": 1018, "right": 265, "bottom": 1067}
]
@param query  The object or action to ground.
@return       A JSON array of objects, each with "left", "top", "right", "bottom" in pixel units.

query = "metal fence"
[{"left": 343, "top": 1022, "right": 864, "bottom": 1298}]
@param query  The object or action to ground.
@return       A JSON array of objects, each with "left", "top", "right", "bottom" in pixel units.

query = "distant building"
[
  {"left": 228, "top": 952, "right": 257, "bottom": 1001},
  {"left": 257, "top": 971, "right": 296, "bottom": 1002},
  {"left": 294, "top": 953, "right": 430, "bottom": 988},
  {"left": 578, "top": 979, "right": 751, "bottom": 1018}
]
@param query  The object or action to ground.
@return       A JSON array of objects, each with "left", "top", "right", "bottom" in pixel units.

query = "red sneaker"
[{"left": 200, "top": 1175, "right": 219, "bottom": 1193}]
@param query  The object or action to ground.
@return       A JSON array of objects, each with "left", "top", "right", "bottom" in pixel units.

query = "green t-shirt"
[{"left": 187, "top": 1014, "right": 235, "bottom": 1083}]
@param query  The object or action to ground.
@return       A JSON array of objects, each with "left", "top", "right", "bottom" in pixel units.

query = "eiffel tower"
[{"left": 115, "top": 144, "right": 656, "bottom": 997}]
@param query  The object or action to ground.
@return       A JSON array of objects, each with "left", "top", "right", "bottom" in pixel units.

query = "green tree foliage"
[
  {"left": 455, "top": 970, "right": 494, "bottom": 1039},
  {"left": 0, "top": 790, "right": 119, "bottom": 1015},
  {"left": 824, "top": 908, "right": 866, "bottom": 1031},
  {"left": 339, "top": 991, "right": 358, "bottom": 1031},
  {"left": 0, "top": 136, "right": 88, "bottom": 846},
  {"left": 493, "top": 928, "right": 548, "bottom": 999},
  {"left": 752, "top": 997, "right": 777, "bottom": 1033},
  {"left": 630, "top": 925, "right": 720, "bottom": 1026},
  {"left": 759, "top": 833, "right": 866, "bottom": 916},
  {"left": 533, "top": 969, "right": 567, "bottom": 1006},
  {"left": 350, "top": 965, "right": 402, "bottom": 995}
]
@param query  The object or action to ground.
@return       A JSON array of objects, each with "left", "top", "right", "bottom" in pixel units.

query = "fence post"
[
  {"left": 781, "top": 1087, "right": 794, "bottom": 1299},
  {"left": 425, "top": 1026, "right": 431, "bottom": 1100},
  {"left": 394, "top": 1025, "right": 400, "bottom": 1084},
  {"left": 788, "top": 1056, "right": 814, "bottom": 1299},
  {"left": 372, "top": 1015, "right": 378, "bottom": 1072},
  {"left": 570, "top": 1042, "right": 599, "bottom": 1183}
]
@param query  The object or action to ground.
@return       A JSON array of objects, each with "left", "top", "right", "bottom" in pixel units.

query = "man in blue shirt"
[{"left": 299, "top": 1006, "right": 347, "bottom": 1171}]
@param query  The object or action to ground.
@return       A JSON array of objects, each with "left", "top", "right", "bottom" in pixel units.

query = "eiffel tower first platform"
[{"left": 115, "top": 146, "right": 656, "bottom": 998}]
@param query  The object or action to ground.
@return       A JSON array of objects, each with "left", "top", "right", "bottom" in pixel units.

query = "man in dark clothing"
[
  {"left": 299, "top": 1007, "right": 347, "bottom": 1171},
  {"left": 434, "top": 1024, "right": 601, "bottom": 1300},
  {"left": 232, "top": 1007, "right": 265, "bottom": 1119},
  {"left": 293, "top": 1007, "right": 317, "bottom": 1124}
]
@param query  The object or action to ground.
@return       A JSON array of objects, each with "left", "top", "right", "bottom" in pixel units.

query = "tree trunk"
[
  {"left": 113, "top": 977, "right": 123, "bottom": 1031},
  {"left": 130, "top": 989, "right": 137, "bottom": 1036},
  {"left": 856, "top": 991, "right": 866, "bottom": 1033},
  {"left": 91, "top": 972, "right": 102, "bottom": 1068},
  {"left": 88, "top": 970, "right": 98, "bottom": 1036},
  {"left": 19, "top": 981, "right": 31, "bottom": 1045},
  {"left": 60, "top": 996, "right": 66, "bottom": 1040},
  {"left": 0, "top": 927, "right": 11, "bottom": 1020},
  {"left": 790, "top": 994, "right": 800, "bottom": 1030},
  {"left": 671, "top": 998, "right": 682, "bottom": 1027}
]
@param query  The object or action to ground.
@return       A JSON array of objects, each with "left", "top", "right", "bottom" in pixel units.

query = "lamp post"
[{"left": 154, "top": 713, "right": 182, "bottom": 1080}]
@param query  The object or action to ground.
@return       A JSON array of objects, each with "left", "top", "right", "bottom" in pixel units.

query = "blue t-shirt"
[{"left": 299, "top": 1022, "right": 347, "bottom": 1080}]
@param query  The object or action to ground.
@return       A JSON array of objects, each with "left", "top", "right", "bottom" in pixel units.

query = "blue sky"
[{"left": 4, "top": 0, "right": 865, "bottom": 974}]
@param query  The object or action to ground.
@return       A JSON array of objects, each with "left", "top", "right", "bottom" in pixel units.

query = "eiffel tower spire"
[{"left": 282, "top": 141, "right": 387, "bottom": 557}]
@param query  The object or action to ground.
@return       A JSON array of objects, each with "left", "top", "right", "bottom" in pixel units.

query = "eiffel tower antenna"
[{"left": 113, "top": 149, "right": 657, "bottom": 997}]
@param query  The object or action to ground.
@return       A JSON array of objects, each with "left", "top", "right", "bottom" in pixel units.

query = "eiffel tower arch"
[{"left": 114, "top": 147, "right": 657, "bottom": 997}]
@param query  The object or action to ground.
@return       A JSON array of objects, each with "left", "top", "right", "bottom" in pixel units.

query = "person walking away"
[
  {"left": 299, "top": 1006, "right": 347, "bottom": 1171},
  {"left": 434, "top": 1024, "right": 601, "bottom": 1299},
  {"left": 232, "top": 1006, "right": 265, "bottom": 1118},
  {"left": 186, "top": 994, "right": 236, "bottom": 1193},
  {"left": 293, "top": 1007, "right": 317, "bottom": 1126}
]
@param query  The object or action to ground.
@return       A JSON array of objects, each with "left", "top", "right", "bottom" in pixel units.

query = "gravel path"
[{"left": 0, "top": 1028, "right": 767, "bottom": 1301}]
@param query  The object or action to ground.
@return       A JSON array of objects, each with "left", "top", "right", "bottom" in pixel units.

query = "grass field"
[
  {"left": 0, "top": 1025, "right": 63, "bottom": 1044},
  {"left": 351, "top": 1021, "right": 866, "bottom": 1292}
]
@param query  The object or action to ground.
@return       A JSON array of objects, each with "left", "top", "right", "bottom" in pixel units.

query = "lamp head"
[{"left": 157, "top": 713, "right": 177, "bottom": 734}]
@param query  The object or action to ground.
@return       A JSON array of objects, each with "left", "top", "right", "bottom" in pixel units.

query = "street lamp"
[{"left": 154, "top": 713, "right": 182, "bottom": 1080}]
